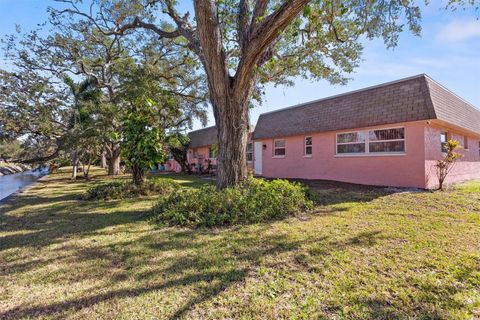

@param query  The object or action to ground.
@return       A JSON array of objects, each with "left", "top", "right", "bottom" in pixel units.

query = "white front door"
[{"left": 254, "top": 142, "right": 262, "bottom": 175}]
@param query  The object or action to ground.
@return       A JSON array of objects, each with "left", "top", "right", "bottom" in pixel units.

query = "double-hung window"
[
  {"left": 305, "top": 136, "right": 312, "bottom": 156},
  {"left": 274, "top": 139, "right": 286, "bottom": 157},
  {"left": 246, "top": 143, "right": 253, "bottom": 162},
  {"left": 336, "top": 127, "right": 405, "bottom": 155}
]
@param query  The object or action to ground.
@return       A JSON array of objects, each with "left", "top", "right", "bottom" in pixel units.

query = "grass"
[{"left": 1, "top": 167, "right": 479, "bottom": 319}]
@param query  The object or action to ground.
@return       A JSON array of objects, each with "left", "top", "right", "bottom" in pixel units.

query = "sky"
[{"left": 1, "top": 0, "right": 479, "bottom": 130}]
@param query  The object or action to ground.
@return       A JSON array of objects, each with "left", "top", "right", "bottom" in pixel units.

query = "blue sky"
[{"left": 1, "top": 0, "right": 479, "bottom": 130}]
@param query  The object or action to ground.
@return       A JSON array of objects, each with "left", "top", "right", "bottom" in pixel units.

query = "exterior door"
[{"left": 254, "top": 142, "right": 262, "bottom": 175}]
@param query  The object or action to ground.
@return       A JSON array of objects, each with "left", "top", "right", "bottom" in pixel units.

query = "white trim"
[{"left": 335, "top": 126, "right": 406, "bottom": 155}]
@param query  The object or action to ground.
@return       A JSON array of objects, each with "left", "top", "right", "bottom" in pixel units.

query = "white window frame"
[
  {"left": 335, "top": 126, "right": 406, "bottom": 157},
  {"left": 246, "top": 143, "right": 253, "bottom": 162},
  {"left": 304, "top": 136, "right": 313, "bottom": 157},
  {"left": 273, "top": 139, "right": 286, "bottom": 158}
]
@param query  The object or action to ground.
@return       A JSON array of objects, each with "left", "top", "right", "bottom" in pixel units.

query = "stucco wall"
[
  {"left": 424, "top": 124, "right": 480, "bottom": 189},
  {"left": 257, "top": 121, "right": 427, "bottom": 188}
]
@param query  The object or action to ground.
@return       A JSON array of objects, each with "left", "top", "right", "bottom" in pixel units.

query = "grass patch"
[
  {"left": 1, "top": 167, "right": 479, "bottom": 319},
  {"left": 83, "top": 178, "right": 179, "bottom": 200}
]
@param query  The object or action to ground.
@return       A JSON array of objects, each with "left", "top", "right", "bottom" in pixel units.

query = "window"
[
  {"left": 246, "top": 143, "right": 253, "bottom": 162},
  {"left": 274, "top": 139, "right": 286, "bottom": 157},
  {"left": 208, "top": 145, "right": 218, "bottom": 159},
  {"left": 478, "top": 141, "right": 480, "bottom": 157},
  {"left": 193, "top": 148, "right": 199, "bottom": 159},
  {"left": 440, "top": 132, "right": 448, "bottom": 153},
  {"left": 463, "top": 136, "right": 469, "bottom": 149},
  {"left": 305, "top": 136, "right": 312, "bottom": 156},
  {"left": 336, "top": 132, "right": 366, "bottom": 154},
  {"left": 368, "top": 128, "right": 405, "bottom": 153},
  {"left": 336, "top": 127, "right": 405, "bottom": 155}
]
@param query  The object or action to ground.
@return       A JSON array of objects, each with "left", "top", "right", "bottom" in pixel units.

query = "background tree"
[
  {"left": 54, "top": 0, "right": 426, "bottom": 188},
  {"left": 0, "top": 139, "right": 23, "bottom": 162},
  {"left": 166, "top": 132, "right": 192, "bottom": 174},
  {"left": 121, "top": 100, "right": 167, "bottom": 185},
  {"left": 118, "top": 58, "right": 201, "bottom": 185},
  {"left": 63, "top": 76, "right": 102, "bottom": 179},
  {"left": 0, "top": 68, "right": 70, "bottom": 164}
]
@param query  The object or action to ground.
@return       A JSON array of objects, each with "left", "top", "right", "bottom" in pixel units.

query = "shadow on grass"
[
  {"left": 295, "top": 179, "right": 399, "bottom": 206},
  {"left": 0, "top": 175, "right": 149, "bottom": 252},
  {"left": 1, "top": 224, "right": 470, "bottom": 319}
]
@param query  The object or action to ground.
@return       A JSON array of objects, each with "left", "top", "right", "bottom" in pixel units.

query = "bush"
[
  {"left": 83, "top": 178, "right": 179, "bottom": 200},
  {"left": 150, "top": 177, "right": 316, "bottom": 227}
]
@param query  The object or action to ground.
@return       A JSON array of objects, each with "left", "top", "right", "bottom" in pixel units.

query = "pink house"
[
  {"left": 186, "top": 126, "right": 255, "bottom": 173},
  {"left": 252, "top": 74, "right": 480, "bottom": 189}
]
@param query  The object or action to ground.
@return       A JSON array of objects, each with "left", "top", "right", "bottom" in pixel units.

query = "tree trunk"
[
  {"left": 132, "top": 164, "right": 145, "bottom": 186},
  {"left": 212, "top": 96, "right": 249, "bottom": 188},
  {"left": 100, "top": 147, "right": 107, "bottom": 168},
  {"left": 107, "top": 154, "right": 120, "bottom": 175},
  {"left": 105, "top": 142, "right": 121, "bottom": 176}
]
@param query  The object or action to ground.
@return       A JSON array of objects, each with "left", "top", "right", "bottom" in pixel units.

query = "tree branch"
[{"left": 234, "top": 0, "right": 310, "bottom": 94}]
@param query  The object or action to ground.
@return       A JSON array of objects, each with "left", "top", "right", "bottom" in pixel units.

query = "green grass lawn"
[{"left": 1, "top": 168, "right": 479, "bottom": 319}]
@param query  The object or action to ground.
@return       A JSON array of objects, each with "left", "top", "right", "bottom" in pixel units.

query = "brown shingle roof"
[
  {"left": 425, "top": 77, "right": 480, "bottom": 135},
  {"left": 188, "top": 126, "right": 256, "bottom": 148},
  {"left": 188, "top": 126, "right": 217, "bottom": 148},
  {"left": 253, "top": 74, "right": 480, "bottom": 139}
]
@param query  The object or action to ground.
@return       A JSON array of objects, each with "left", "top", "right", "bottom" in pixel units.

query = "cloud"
[{"left": 437, "top": 20, "right": 480, "bottom": 43}]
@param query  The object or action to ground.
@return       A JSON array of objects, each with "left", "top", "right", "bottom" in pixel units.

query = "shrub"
[
  {"left": 83, "top": 178, "right": 179, "bottom": 200},
  {"left": 150, "top": 177, "right": 316, "bottom": 227}
]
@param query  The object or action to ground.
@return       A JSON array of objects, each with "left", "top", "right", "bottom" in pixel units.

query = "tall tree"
[
  {"left": 118, "top": 57, "right": 201, "bottom": 185},
  {"left": 53, "top": 0, "right": 425, "bottom": 188}
]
